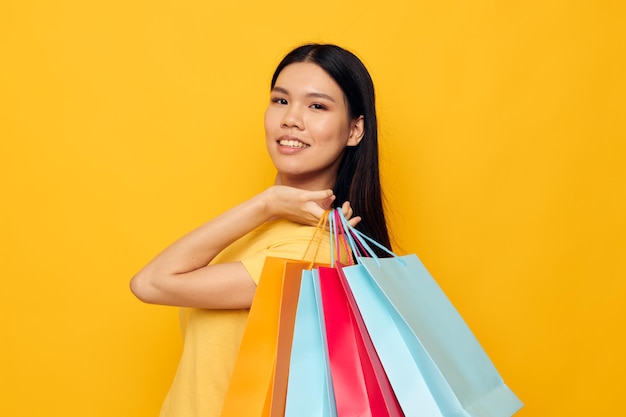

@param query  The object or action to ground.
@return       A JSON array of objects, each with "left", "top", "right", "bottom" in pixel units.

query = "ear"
[{"left": 347, "top": 115, "right": 365, "bottom": 146}]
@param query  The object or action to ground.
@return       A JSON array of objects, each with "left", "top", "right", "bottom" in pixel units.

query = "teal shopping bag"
[
  {"left": 340, "top": 263, "right": 447, "bottom": 417},
  {"left": 284, "top": 269, "right": 337, "bottom": 417},
  {"left": 335, "top": 210, "right": 523, "bottom": 417}
]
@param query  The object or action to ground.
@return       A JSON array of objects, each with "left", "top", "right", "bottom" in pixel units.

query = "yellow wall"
[{"left": 2, "top": 1, "right": 624, "bottom": 415}]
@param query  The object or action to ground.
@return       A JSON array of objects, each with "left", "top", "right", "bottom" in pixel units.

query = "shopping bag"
[
  {"left": 339, "top": 261, "right": 445, "bottom": 417},
  {"left": 335, "top": 209, "right": 523, "bottom": 417},
  {"left": 220, "top": 257, "right": 309, "bottom": 417},
  {"left": 221, "top": 214, "right": 330, "bottom": 417},
  {"left": 287, "top": 212, "right": 398, "bottom": 417},
  {"left": 284, "top": 269, "right": 337, "bottom": 417},
  {"left": 317, "top": 211, "right": 404, "bottom": 417}
]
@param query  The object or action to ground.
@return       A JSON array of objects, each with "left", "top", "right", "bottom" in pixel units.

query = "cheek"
[
  {"left": 263, "top": 108, "right": 272, "bottom": 133},
  {"left": 264, "top": 107, "right": 280, "bottom": 133},
  {"left": 264, "top": 117, "right": 274, "bottom": 151},
  {"left": 312, "top": 116, "right": 349, "bottom": 143}
]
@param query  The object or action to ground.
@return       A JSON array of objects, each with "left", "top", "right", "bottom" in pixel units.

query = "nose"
[{"left": 281, "top": 105, "right": 303, "bottom": 129}]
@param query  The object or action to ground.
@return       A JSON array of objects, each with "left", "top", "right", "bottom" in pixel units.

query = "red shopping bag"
[{"left": 318, "top": 263, "right": 404, "bottom": 417}]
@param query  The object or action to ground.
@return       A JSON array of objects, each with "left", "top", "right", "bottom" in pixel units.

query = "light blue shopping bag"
[
  {"left": 335, "top": 211, "right": 523, "bottom": 417},
  {"left": 284, "top": 269, "right": 337, "bottom": 417}
]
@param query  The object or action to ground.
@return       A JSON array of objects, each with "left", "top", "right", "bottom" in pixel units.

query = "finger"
[
  {"left": 307, "top": 189, "right": 334, "bottom": 201},
  {"left": 341, "top": 201, "right": 354, "bottom": 219},
  {"left": 348, "top": 216, "right": 362, "bottom": 228},
  {"left": 320, "top": 194, "right": 336, "bottom": 210},
  {"left": 307, "top": 201, "right": 327, "bottom": 220}
]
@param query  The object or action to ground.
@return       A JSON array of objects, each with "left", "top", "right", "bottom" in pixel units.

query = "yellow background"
[{"left": 1, "top": 0, "right": 624, "bottom": 416}]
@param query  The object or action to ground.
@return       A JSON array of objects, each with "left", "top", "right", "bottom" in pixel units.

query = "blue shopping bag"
[
  {"left": 335, "top": 210, "right": 523, "bottom": 417},
  {"left": 340, "top": 263, "right": 446, "bottom": 417},
  {"left": 284, "top": 269, "right": 337, "bottom": 417}
]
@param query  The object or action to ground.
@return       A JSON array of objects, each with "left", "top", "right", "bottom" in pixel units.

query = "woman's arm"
[{"left": 130, "top": 186, "right": 358, "bottom": 309}]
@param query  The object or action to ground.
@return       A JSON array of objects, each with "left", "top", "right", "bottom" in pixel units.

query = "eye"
[
  {"left": 271, "top": 97, "right": 288, "bottom": 105},
  {"left": 310, "top": 103, "right": 327, "bottom": 110}
]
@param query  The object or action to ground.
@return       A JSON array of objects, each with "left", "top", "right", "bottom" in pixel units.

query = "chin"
[{"left": 275, "top": 167, "right": 305, "bottom": 178}]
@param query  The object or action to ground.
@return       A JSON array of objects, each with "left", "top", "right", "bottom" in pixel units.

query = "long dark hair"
[{"left": 271, "top": 43, "right": 391, "bottom": 253}]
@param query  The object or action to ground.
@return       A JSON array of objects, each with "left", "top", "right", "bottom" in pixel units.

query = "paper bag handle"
[
  {"left": 302, "top": 210, "right": 330, "bottom": 269},
  {"left": 334, "top": 209, "right": 406, "bottom": 267}
]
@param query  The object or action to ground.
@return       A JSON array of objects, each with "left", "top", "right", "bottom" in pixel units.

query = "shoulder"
[
  {"left": 214, "top": 219, "right": 332, "bottom": 284},
  {"left": 254, "top": 219, "right": 323, "bottom": 246},
  {"left": 214, "top": 219, "right": 326, "bottom": 263}
]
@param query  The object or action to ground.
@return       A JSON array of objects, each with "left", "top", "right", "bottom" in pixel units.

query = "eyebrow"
[{"left": 271, "top": 86, "right": 337, "bottom": 103}]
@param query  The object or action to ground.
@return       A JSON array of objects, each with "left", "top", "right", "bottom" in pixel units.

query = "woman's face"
[{"left": 264, "top": 62, "right": 363, "bottom": 190}]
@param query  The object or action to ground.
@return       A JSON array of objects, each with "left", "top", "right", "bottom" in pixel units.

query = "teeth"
[{"left": 279, "top": 139, "right": 308, "bottom": 148}]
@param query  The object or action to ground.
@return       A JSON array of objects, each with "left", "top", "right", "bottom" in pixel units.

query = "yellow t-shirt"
[{"left": 159, "top": 219, "right": 335, "bottom": 417}]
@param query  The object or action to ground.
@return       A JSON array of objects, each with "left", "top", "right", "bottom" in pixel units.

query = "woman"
[{"left": 131, "top": 43, "right": 391, "bottom": 416}]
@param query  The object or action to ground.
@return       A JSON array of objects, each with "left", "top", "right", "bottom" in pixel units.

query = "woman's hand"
[
  {"left": 262, "top": 185, "right": 333, "bottom": 225},
  {"left": 262, "top": 185, "right": 361, "bottom": 227}
]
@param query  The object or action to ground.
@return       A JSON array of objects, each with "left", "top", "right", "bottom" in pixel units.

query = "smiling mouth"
[{"left": 278, "top": 139, "right": 309, "bottom": 148}]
